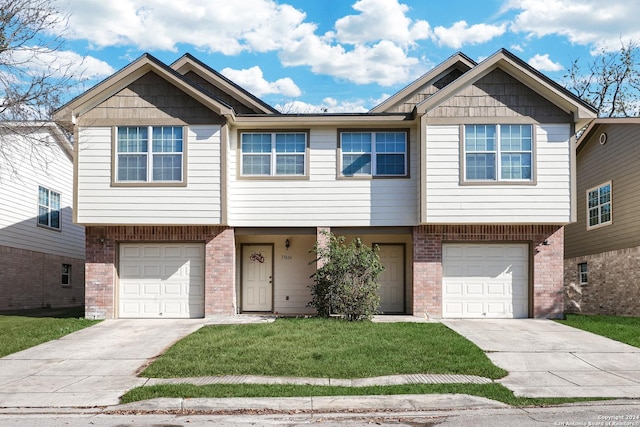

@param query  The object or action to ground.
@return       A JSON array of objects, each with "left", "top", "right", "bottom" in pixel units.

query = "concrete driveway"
[
  {"left": 443, "top": 319, "right": 640, "bottom": 398},
  {"left": 0, "top": 318, "right": 209, "bottom": 408}
]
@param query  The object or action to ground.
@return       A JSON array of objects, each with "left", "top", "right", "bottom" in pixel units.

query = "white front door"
[
  {"left": 242, "top": 245, "right": 273, "bottom": 312},
  {"left": 442, "top": 243, "right": 529, "bottom": 318},
  {"left": 377, "top": 244, "right": 405, "bottom": 313}
]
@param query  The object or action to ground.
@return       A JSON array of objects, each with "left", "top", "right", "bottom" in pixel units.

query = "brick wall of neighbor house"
[
  {"left": 0, "top": 245, "right": 84, "bottom": 310},
  {"left": 413, "top": 224, "right": 565, "bottom": 319},
  {"left": 564, "top": 247, "right": 640, "bottom": 317},
  {"left": 84, "top": 225, "right": 235, "bottom": 319}
]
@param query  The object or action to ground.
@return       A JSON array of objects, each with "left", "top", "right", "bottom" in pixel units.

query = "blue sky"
[{"left": 53, "top": 0, "right": 640, "bottom": 112}]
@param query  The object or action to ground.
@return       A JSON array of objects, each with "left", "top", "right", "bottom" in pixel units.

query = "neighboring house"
[
  {"left": 0, "top": 123, "right": 85, "bottom": 310},
  {"left": 53, "top": 49, "right": 596, "bottom": 320},
  {"left": 564, "top": 118, "right": 640, "bottom": 316}
]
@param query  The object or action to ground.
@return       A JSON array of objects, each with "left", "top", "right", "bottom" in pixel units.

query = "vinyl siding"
[
  {"left": 227, "top": 127, "right": 419, "bottom": 227},
  {"left": 425, "top": 123, "right": 572, "bottom": 223},
  {"left": 565, "top": 123, "right": 640, "bottom": 259},
  {"left": 0, "top": 129, "right": 84, "bottom": 259},
  {"left": 76, "top": 125, "right": 222, "bottom": 224}
]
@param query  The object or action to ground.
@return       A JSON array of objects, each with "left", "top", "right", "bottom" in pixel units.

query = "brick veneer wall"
[
  {"left": 564, "top": 247, "right": 640, "bottom": 316},
  {"left": 412, "top": 224, "right": 564, "bottom": 319},
  {"left": 85, "top": 225, "right": 235, "bottom": 319},
  {"left": 0, "top": 245, "right": 84, "bottom": 310}
]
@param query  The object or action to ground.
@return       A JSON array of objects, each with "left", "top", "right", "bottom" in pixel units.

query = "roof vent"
[{"left": 599, "top": 132, "right": 607, "bottom": 145}]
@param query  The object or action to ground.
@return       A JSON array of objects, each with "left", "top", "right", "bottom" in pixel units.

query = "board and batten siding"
[
  {"left": 227, "top": 127, "right": 419, "bottom": 227},
  {"left": 76, "top": 125, "right": 223, "bottom": 225},
  {"left": 425, "top": 124, "right": 572, "bottom": 223},
  {"left": 565, "top": 123, "right": 640, "bottom": 259},
  {"left": 0, "top": 129, "right": 84, "bottom": 259}
]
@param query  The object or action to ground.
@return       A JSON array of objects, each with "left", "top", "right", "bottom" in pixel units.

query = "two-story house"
[
  {"left": 53, "top": 49, "right": 596, "bottom": 320},
  {"left": 0, "top": 123, "right": 85, "bottom": 310},
  {"left": 564, "top": 118, "right": 640, "bottom": 316}
]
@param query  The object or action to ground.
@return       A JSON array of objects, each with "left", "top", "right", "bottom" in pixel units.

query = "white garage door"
[
  {"left": 442, "top": 243, "right": 529, "bottom": 318},
  {"left": 119, "top": 243, "right": 205, "bottom": 318}
]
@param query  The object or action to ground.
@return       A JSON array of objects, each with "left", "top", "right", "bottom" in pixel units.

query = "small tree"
[{"left": 309, "top": 232, "right": 384, "bottom": 321}]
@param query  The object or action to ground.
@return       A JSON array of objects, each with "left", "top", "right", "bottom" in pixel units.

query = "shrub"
[{"left": 309, "top": 232, "right": 384, "bottom": 321}]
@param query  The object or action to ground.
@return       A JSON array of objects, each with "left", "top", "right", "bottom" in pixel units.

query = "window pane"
[
  {"left": 39, "top": 186, "right": 48, "bottom": 205},
  {"left": 501, "top": 124, "right": 532, "bottom": 151},
  {"left": 376, "top": 153, "right": 405, "bottom": 175},
  {"left": 38, "top": 205, "right": 49, "bottom": 226},
  {"left": 118, "top": 154, "right": 147, "bottom": 181},
  {"left": 466, "top": 153, "right": 496, "bottom": 180},
  {"left": 242, "top": 155, "right": 271, "bottom": 175},
  {"left": 375, "top": 132, "right": 406, "bottom": 153},
  {"left": 153, "top": 154, "right": 182, "bottom": 181},
  {"left": 600, "top": 184, "right": 611, "bottom": 204},
  {"left": 152, "top": 126, "right": 182, "bottom": 152},
  {"left": 342, "top": 154, "right": 371, "bottom": 175},
  {"left": 465, "top": 125, "right": 496, "bottom": 151},
  {"left": 118, "top": 127, "right": 147, "bottom": 153},
  {"left": 275, "top": 133, "right": 305, "bottom": 153},
  {"left": 342, "top": 133, "right": 371, "bottom": 153},
  {"left": 601, "top": 203, "right": 611, "bottom": 223},
  {"left": 501, "top": 153, "right": 531, "bottom": 180},
  {"left": 242, "top": 133, "right": 271, "bottom": 153},
  {"left": 276, "top": 154, "right": 304, "bottom": 175},
  {"left": 588, "top": 190, "right": 599, "bottom": 208},
  {"left": 589, "top": 208, "right": 600, "bottom": 226},
  {"left": 50, "top": 210, "right": 60, "bottom": 229}
]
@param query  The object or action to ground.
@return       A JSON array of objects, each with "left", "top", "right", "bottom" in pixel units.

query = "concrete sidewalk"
[{"left": 443, "top": 319, "right": 640, "bottom": 398}]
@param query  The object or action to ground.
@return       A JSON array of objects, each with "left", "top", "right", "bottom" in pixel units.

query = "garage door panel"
[
  {"left": 119, "top": 243, "right": 205, "bottom": 319},
  {"left": 443, "top": 243, "right": 529, "bottom": 319}
]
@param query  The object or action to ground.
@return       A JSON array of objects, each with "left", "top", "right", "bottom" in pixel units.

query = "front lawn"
[
  {"left": 141, "top": 318, "right": 507, "bottom": 379},
  {"left": 0, "top": 307, "right": 99, "bottom": 358},
  {"left": 558, "top": 314, "right": 640, "bottom": 347}
]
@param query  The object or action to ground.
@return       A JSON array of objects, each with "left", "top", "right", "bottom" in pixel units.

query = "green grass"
[
  {"left": 0, "top": 307, "right": 100, "bottom": 358},
  {"left": 558, "top": 314, "right": 640, "bottom": 347},
  {"left": 141, "top": 318, "right": 507, "bottom": 379},
  {"left": 120, "top": 383, "right": 598, "bottom": 407}
]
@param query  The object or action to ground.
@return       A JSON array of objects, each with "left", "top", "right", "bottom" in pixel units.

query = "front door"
[
  {"left": 377, "top": 244, "right": 405, "bottom": 313},
  {"left": 242, "top": 244, "right": 273, "bottom": 312}
]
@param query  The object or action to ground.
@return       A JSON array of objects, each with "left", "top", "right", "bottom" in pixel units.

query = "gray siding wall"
[
  {"left": 427, "top": 69, "right": 571, "bottom": 123},
  {"left": 565, "top": 123, "right": 640, "bottom": 259}
]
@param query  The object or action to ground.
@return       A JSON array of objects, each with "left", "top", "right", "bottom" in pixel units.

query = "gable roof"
[
  {"left": 171, "top": 53, "right": 279, "bottom": 115},
  {"left": 53, "top": 53, "right": 236, "bottom": 126},
  {"left": 1, "top": 121, "right": 73, "bottom": 161},
  {"left": 415, "top": 49, "right": 597, "bottom": 128},
  {"left": 370, "top": 52, "right": 476, "bottom": 113},
  {"left": 577, "top": 117, "right": 640, "bottom": 150}
]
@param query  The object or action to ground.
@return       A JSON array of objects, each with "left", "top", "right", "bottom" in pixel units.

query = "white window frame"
[
  {"left": 463, "top": 124, "right": 533, "bottom": 182},
  {"left": 240, "top": 132, "right": 307, "bottom": 177},
  {"left": 339, "top": 130, "right": 408, "bottom": 177},
  {"left": 586, "top": 181, "right": 612, "bottom": 230},
  {"left": 578, "top": 262, "right": 588, "bottom": 285},
  {"left": 115, "top": 126, "right": 184, "bottom": 183},
  {"left": 37, "top": 186, "right": 61, "bottom": 230}
]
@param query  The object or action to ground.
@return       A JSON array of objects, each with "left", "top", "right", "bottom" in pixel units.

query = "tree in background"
[
  {"left": 0, "top": 0, "right": 80, "bottom": 180},
  {"left": 564, "top": 41, "right": 640, "bottom": 117},
  {"left": 309, "top": 232, "right": 384, "bottom": 321}
]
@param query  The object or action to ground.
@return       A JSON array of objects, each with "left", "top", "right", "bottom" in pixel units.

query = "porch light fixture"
[
  {"left": 285, "top": 239, "right": 290, "bottom": 250},
  {"left": 99, "top": 237, "right": 106, "bottom": 245}
]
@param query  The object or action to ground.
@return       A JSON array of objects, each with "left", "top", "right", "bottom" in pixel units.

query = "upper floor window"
[
  {"left": 340, "top": 131, "right": 407, "bottom": 176},
  {"left": 116, "top": 126, "right": 183, "bottom": 182},
  {"left": 38, "top": 186, "right": 60, "bottom": 229},
  {"left": 587, "top": 182, "right": 611, "bottom": 229},
  {"left": 464, "top": 124, "right": 533, "bottom": 181},
  {"left": 241, "top": 132, "right": 307, "bottom": 176}
]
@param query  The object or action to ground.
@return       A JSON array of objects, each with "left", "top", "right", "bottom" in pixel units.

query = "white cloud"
[
  {"left": 275, "top": 98, "right": 369, "bottom": 113},
  {"left": 528, "top": 53, "right": 563, "bottom": 71},
  {"left": 6, "top": 47, "right": 115, "bottom": 81},
  {"left": 433, "top": 21, "right": 507, "bottom": 49},
  {"left": 58, "top": 0, "right": 431, "bottom": 87},
  {"left": 506, "top": 0, "right": 640, "bottom": 52},
  {"left": 333, "top": 0, "right": 430, "bottom": 47},
  {"left": 221, "top": 66, "right": 301, "bottom": 98}
]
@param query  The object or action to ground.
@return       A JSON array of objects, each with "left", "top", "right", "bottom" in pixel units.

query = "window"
[
  {"left": 38, "top": 186, "right": 60, "bottom": 229},
  {"left": 62, "top": 264, "right": 71, "bottom": 286},
  {"left": 578, "top": 263, "right": 588, "bottom": 285},
  {"left": 241, "top": 132, "right": 306, "bottom": 176},
  {"left": 464, "top": 124, "right": 532, "bottom": 181},
  {"left": 116, "top": 126, "right": 183, "bottom": 182},
  {"left": 341, "top": 131, "right": 407, "bottom": 176},
  {"left": 587, "top": 182, "right": 612, "bottom": 229}
]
